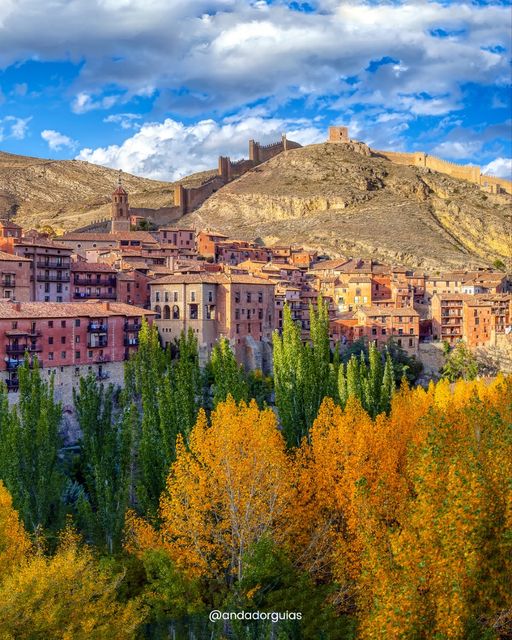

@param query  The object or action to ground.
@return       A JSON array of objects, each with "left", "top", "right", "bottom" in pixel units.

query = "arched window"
[
  {"left": 154, "top": 305, "right": 161, "bottom": 319},
  {"left": 163, "top": 305, "right": 170, "bottom": 320},
  {"left": 172, "top": 305, "right": 180, "bottom": 320}
]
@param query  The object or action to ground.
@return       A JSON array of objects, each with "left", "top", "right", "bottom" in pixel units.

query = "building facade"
[{"left": 150, "top": 273, "right": 275, "bottom": 371}]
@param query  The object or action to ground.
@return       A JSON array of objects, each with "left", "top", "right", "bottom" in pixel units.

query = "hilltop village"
[{"left": 0, "top": 127, "right": 511, "bottom": 409}]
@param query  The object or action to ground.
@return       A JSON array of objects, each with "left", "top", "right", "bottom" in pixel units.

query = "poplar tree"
[
  {"left": 73, "top": 375, "right": 132, "bottom": 553},
  {"left": 273, "top": 305, "right": 308, "bottom": 447},
  {"left": 210, "top": 338, "right": 248, "bottom": 407},
  {"left": 0, "top": 357, "right": 64, "bottom": 535}
]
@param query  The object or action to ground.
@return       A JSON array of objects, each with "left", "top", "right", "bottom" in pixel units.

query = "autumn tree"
[
  {"left": 0, "top": 515, "right": 145, "bottom": 639},
  {"left": 441, "top": 340, "right": 480, "bottom": 381},
  {"left": 126, "top": 397, "right": 292, "bottom": 588},
  {"left": 0, "top": 357, "right": 64, "bottom": 535}
]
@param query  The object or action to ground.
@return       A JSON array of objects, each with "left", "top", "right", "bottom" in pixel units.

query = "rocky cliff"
[{"left": 184, "top": 142, "right": 511, "bottom": 270}]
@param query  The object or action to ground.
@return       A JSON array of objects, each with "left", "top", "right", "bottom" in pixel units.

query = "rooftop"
[{"left": 0, "top": 300, "right": 155, "bottom": 319}]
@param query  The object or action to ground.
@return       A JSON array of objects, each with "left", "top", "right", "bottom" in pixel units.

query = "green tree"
[
  {"left": 73, "top": 375, "right": 132, "bottom": 553},
  {"left": 210, "top": 338, "right": 248, "bottom": 407},
  {"left": 0, "top": 357, "right": 64, "bottom": 535},
  {"left": 441, "top": 341, "right": 480, "bottom": 382}
]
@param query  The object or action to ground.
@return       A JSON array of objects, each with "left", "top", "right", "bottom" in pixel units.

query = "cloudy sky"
[{"left": 0, "top": 0, "right": 511, "bottom": 181}]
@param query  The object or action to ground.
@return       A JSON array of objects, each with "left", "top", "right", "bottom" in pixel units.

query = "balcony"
[
  {"left": 124, "top": 337, "right": 139, "bottom": 347},
  {"left": 36, "top": 261, "right": 71, "bottom": 269},
  {"left": 73, "top": 292, "right": 116, "bottom": 300},
  {"left": 6, "top": 358, "right": 42, "bottom": 371},
  {"left": 5, "top": 329, "right": 42, "bottom": 338},
  {"left": 74, "top": 277, "right": 117, "bottom": 286},
  {"left": 124, "top": 322, "right": 142, "bottom": 332},
  {"left": 1, "top": 278, "right": 15, "bottom": 287},
  {"left": 36, "top": 274, "right": 71, "bottom": 283},
  {"left": 87, "top": 323, "right": 107, "bottom": 333},
  {"left": 88, "top": 340, "right": 109, "bottom": 349},
  {"left": 6, "top": 343, "right": 42, "bottom": 355},
  {"left": 95, "top": 355, "right": 111, "bottom": 363}
]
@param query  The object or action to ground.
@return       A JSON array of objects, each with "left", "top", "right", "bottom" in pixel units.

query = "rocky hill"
[
  {"left": 0, "top": 151, "right": 214, "bottom": 232},
  {"left": 184, "top": 142, "right": 511, "bottom": 270}
]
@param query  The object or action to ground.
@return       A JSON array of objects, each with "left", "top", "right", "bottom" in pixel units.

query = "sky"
[{"left": 0, "top": 0, "right": 511, "bottom": 182}]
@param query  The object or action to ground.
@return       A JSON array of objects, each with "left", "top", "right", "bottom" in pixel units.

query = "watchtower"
[{"left": 328, "top": 126, "right": 350, "bottom": 143}]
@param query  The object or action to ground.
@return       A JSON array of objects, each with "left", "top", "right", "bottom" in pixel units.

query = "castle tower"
[
  {"left": 328, "top": 126, "right": 350, "bottom": 143},
  {"left": 111, "top": 171, "right": 131, "bottom": 232}
]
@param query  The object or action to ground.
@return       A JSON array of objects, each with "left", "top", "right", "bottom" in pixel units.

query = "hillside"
[
  {"left": 184, "top": 142, "right": 511, "bottom": 270},
  {"left": 0, "top": 151, "right": 215, "bottom": 232}
]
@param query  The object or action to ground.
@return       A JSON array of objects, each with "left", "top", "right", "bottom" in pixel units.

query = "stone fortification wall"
[{"left": 375, "top": 149, "right": 511, "bottom": 195}]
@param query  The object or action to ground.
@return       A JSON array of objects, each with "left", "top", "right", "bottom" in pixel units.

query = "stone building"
[
  {"left": 150, "top": 272, "right": 275, "bottom": 371},
  {"left": 71, "top": 262, "right": 117, "bottom": 300}
]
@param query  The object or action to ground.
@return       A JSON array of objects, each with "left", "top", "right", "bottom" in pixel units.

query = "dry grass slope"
[{"left": 0, "top": 151, "right": 215, "bottom": 232}]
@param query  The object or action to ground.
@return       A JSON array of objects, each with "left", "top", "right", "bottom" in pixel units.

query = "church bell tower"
[{"left": 111, "top": 171, "right": 131, "bottom": 232}]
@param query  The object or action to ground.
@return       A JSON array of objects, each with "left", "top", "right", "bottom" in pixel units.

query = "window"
[
  {"left": 61, "top": 351, "right": 66, "bottom": 358},
  {"left": 57, "top": 296, "right": 62, "bottom": 303},
  {"left": 409, "top": 328, "right": 414, "bottom": 335},
  {"left": 409, "top": 338, "right": 414, "bottom": 347},
  {"left": 208, "top": 291, "right": 213, "bottom": 302},
  {"left": 60, "top": 336, "right": 66, "bottom": 344},
  {"left": 172, "top": 305, "right": 180, "bottom": 320},
  {"left": 372, "top": 327, "right": 377, "bottom": 335},
  {"left": 44, "top": 296, "right": 50, "bottom": 302},
  {"left": 48, "top": 337, "right": 54, "bottom": 345},
  {"left": 398, "top": 328, "right": 403, "bottom": 336},
  {"left": 75, "top": 351, "right": 81, "bottom": 359},
  {"left": 236, "top": 324, "right": 240, "bottom": 334},
  {"left": 173, "top": 291, "right": 178, "bottom": 302},
  {"left": 75, "top": 336, "right": 80, "bottom": 343},
  {"left": 48, "top": 321, "right": 53, "bottom": 328},
  {"left": 56, "top": 283, "right": 62, "bottom": 293},
  {"left": 382, "top": 328, "right": 387, "bottom": 335},
  {"left": 48, "top": 352, "right": 54, "bottom": 361},
  {"left": 11, "top": 322, "right": 17, "bottom": 330},
  {"left": 190, "top": 291, "right": 196, "bottom": 302},
  {"left": 75, "top": 319, "right": 80, "bottom": 327},
  {"left": 247, "top": 292, "right": 252, "bottom": 303},
  {"left": 189, "top": 304, "right": 198, "bottom": 320},
  {"left": 163, "top": 305, "right": 170, "bottom": 320},
  {"left": 164, "top": 292, "right": 169, "bottom": 302},
  {"left": 88, "top": 350, "right": 93, "bottom": 358},
  {"left": 61, "top": 321, "right": 66, "bottom": 328},
  {"left": 258, "top": 292, "right": 263, "bottom": 303},
  {"left": 155, "top": 292, "right": 160, "bottom": 302},
  {"left": 235, "top": 309, "right": 240, "bottom": 320},
  {"left": 234, "top": 291, "right": 240, "bottom": 304}
]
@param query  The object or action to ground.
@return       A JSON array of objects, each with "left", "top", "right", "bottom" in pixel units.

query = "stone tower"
[{"left": 111, "top": 171, "right": 130, "bottom": 232}]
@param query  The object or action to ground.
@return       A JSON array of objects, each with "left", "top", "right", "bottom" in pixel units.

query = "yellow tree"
[
  {"left": 0, "top": 484, "right": 145, "bottom": 640},
  {"left": 360, "top": 377, "right": 512, "bottom": 639},
  {"left": 0, "top": 481, "right": 32, "bottom": 577},
  {"left": 127, "top": 397, "right": 293, "bottom": 586}
]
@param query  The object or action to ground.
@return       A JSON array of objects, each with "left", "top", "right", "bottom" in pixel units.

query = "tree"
[
  {"left": 0, "top": 518, "right": 145, "bottom": 639},
  {"left": 126, "top": 398, "right": 292, "bottom": 587},
  {"left": 73, "top": 375, "right": 132, "bottom": 553},
  {"left": 0, "top": 357, "right": 64, "bottom": 535},
  {"left": 210, "top": 337, "right": 248, "bottom": 407},
  {"left": 127, "top": 323, "right": 203, "bottom": 516},
  {"left": 273, "top": 301, "right": 335, "bottom": 446},
  {"left": 441, "top": 341, "right": 479, "bottom": 382}
]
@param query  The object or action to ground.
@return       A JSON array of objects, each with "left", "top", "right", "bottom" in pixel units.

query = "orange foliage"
[{"left": 127, "top": 398, "right": 293, "bottom": 584}]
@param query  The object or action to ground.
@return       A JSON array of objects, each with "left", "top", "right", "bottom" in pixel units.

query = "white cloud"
[
  {"left": 76, "top": 114, "right": 324, "bottom": 180},
  {"left": 0, "top": 115, "right": 31, "bottom": 141},
  {"left": 71, "top": 91, "right": 120, "bottom": 114},
  {"left": 482, "top": 158, "right": 512, "bottom": 179},
  {"left": 41, "top": 129, "right": 77, "bottom": 151},
  {"left": 0, "top": 1, "right": 509, "bottom": 117},
  {"left": 104, "top": 112, "right": 143, "bottom": 129},
  {"left": 431, "top": 140, "right": 482, "bottom": 160}
]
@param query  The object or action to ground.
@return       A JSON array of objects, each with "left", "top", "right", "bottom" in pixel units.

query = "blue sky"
[{"left": 0, "top": 0, "right": 511, "bottom": 181}]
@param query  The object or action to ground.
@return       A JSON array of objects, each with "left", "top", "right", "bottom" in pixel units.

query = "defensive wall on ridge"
[
  {"left": 76, "top": 134, "right": 302, "bottom": 232},
  {"left": 374, "top": 149, "right": 511, "bottom": 195}
]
